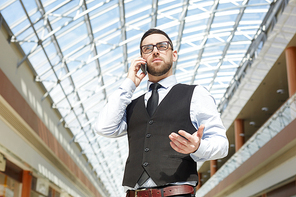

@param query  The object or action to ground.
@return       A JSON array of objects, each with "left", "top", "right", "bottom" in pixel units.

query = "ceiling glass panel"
[{"left": 0, "top": 0, "right": 275, "bottom": 196}]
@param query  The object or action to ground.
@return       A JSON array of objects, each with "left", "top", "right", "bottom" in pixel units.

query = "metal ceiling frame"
[
  {"left": 119, "top": 0, "right": 128, "bottom": 73},
  {"left": 151, "top": 0, "right": 158, "bottom": 27},
  {"left": 190, "top": 0, "right": 219, "bottom": 85},
  {"left": 207, "top": 0, "right": 250, "bottom": 91},
  {"left": 173, "top": 0, "right": 189, "bottom": 72}
]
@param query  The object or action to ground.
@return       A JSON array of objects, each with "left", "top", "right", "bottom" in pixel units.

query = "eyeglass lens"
[{"left": 142, "top": 42, "right": 169, "bottom": 54}]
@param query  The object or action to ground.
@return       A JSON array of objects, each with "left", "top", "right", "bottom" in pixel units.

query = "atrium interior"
[{"left": 0, "top": 0, "right": 296, "bottom": 196}]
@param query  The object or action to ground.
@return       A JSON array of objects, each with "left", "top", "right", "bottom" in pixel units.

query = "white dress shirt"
[{"left": 95, "top": 75, "right": 229, "bottom": 190}]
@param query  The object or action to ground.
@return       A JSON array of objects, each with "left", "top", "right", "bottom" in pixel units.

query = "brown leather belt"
[{"left": 126, "top": 185, "right": 195, "bottom": 197}]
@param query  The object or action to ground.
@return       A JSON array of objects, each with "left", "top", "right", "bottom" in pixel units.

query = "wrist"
[{"left": 121, "top": 78, "right": 136, "bottom": 93}]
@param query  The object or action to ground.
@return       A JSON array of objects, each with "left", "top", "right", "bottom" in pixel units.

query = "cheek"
[{"left": 146, "top": 56, "right": 154, "bottom": 63}]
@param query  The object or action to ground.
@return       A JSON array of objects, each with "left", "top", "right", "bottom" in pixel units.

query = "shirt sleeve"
[
  {"left": 94, "top": 78, "right": 136, "bottom": 138},
  {"left": 189, "top": 86, "right": 229, "bottom": 162}
]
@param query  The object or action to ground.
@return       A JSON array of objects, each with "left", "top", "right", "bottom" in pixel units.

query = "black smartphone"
[{"left": 141, "top": 63, "right": 147, "bottom": 75}]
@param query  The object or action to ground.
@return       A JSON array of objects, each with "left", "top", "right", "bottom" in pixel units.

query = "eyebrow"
[{"left": 142, "top": 41, "right": 169, "bottom": 46}]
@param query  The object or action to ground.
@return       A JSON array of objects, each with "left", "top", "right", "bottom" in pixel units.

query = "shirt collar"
[{"left": 147, "top": 75, "right": 177, "bottom": 90}]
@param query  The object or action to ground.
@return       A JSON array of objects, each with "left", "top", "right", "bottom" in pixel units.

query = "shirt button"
[
  {"left": 146, "top": 133, "right": 151, "bottom": 138},
  {"left": 143, "top": 162, "right": 148, "bottom": 167},
  {"left": 144, "top": 148, "right": 150, "bottom": 152},
  {"left": 148, "top": 120, "right": 154, "bottom": 125}
]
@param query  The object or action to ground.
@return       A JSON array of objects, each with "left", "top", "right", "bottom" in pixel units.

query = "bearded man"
[{"left": 95, "top": 28, "right": 229, "bottom": 197}]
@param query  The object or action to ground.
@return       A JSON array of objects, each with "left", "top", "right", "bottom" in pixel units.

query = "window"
[{"left": 0, "top": 172, "right": 21, "bottom": 197}]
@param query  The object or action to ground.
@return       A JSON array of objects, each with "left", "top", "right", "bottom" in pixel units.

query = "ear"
[{"left": 172, "top": 50, "right": 178, "bottom": 62}]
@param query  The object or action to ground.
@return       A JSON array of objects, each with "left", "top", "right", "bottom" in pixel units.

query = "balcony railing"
[{"left": 196, "top": 93, "right": 296, "bottom": 197}]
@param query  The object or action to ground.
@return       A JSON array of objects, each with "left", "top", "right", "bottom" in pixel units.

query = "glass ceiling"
[{"left": 0, "top": 0, "right": 274, "bottom": 196}]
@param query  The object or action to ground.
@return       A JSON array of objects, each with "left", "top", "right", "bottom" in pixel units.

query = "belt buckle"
[
  {"left": 135, "top": 189, "right": 153, "bottom": 197},
  {"left": 134, "top": 189, "right": 143, "bottom": 197}
]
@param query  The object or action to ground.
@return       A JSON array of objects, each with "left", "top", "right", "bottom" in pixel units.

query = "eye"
[
  {"left": 142, "top": 45, "right": 153, "bottom": 52},
  {"left": 157, "top": 42, "right": 168, "bottom": 50}
]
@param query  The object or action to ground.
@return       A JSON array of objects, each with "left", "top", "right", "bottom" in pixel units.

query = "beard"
[{"left": 147, "top": 61, "right": 172, "bottom": 76}]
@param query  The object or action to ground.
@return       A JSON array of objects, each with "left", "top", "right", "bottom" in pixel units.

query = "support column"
[
  {"left": 196, "top": 172, "right": 202, "bottom": 190},
  {"left": 210, "top": 160, "right": 217, "bottom": 176},
  {"left": 21, "top": 170, "right": 32, "bottom": 197},
  {"left": 234, "top": 119, "right": 245, "bottom": 152},
  {"left": 285, "top": 46, "right": 296, "bottom": 97}
]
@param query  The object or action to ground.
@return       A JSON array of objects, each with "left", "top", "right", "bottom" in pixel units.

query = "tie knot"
[{"left": 150, "top": 83, "right": 161, "bottom": 91}]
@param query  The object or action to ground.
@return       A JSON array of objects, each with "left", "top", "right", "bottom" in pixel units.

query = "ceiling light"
[
  {"left": 261, "top": 107, "right": 268, "bottom": 111},
  {"left": 277, "top": 89, "right": 284, "bottom": 94},
  {"left": 249, "top": 121, "right": 256, "bottom": 126}
]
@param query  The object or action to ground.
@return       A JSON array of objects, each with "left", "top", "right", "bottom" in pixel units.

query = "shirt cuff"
[
  {"left": 120, "top": 78, "right": 136, "bottom": 94},
  {"left": 190, "top": 139, "right": 209, "bottom": 162}
]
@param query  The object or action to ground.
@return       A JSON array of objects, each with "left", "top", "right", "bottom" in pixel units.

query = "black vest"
[{"left": 122, "top": 84, "right": 198, "bottom": 187}]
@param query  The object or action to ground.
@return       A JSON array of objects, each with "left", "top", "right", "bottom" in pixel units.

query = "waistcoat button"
[
  {"left": 146, "top": 133, "right": 151, "bottom": 138},
  {"left": 144, "top": 148, "right": 150, "bottom": 152},
  {"left": 143, "top": 162, "right": 148, "bottom": 167},
  {"left": 148, "top": 120, "right": 154, "bottom": 125}
]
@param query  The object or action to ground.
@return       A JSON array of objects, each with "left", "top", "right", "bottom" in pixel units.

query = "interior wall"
[
  {"left": 0, "top": 13, "right": 104, "bottom": 197},
  {"left": 228, "top": 151, "right": 296, "bottom": 197},
  {"left": 0, "top": 118, "right": 87, "bottom": 197}
]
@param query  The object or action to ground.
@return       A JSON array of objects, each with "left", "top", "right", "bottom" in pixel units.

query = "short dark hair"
[{"left": 140, "top": 29, "right": 173, "bottom": 54}]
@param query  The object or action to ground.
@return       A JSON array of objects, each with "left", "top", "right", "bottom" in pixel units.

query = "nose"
[{"left": 152, "top": 45, "right": 160, "bottom": 55}]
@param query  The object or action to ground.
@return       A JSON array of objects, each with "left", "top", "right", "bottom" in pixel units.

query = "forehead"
[{"left": 142, "top": 34, "right": 169, "bottom": 45}]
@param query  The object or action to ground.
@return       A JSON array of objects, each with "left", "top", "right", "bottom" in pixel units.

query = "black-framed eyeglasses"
[{"left": 141, "top": 41, "right": 173, "bottom": 54}]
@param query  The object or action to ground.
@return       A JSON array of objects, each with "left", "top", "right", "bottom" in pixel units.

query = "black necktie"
[{"left": 147, "top": 83, "right": 161, "bottom": 117}]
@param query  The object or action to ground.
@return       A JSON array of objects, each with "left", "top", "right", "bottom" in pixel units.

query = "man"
[{"left": 95, "top": 29, "right": 228, "bottom": 197}]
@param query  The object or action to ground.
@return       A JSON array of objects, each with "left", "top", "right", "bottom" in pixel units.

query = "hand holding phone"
[{"left": 127, "top": 58, "right": 147, "bottom": 87}]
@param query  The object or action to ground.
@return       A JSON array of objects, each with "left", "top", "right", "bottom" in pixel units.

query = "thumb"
[{"left": 197, "top": 124, "right": 205, "bottom": 139}]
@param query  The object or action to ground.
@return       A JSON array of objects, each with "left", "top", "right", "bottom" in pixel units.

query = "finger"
[
  {"left": 177, "top": 130, "right": 199, "bottom": 152},
  {"left": 130, "top": 58, "right": 146, "bottom": 70},
  {"left": 169, "top": 132, "right": 188, "bottom": 146},
  {"left": 128, "top": 58, "right": 146, "bottom": 85},
  {"left": 171, "top": 137, "right": 187, "bottom": 149},
  {"left": 132, "top": 62, "right": 141, "bottom": 73},
  {"left": 138, "top": 72, "right": 146, "bottom": 80},
  {"left": 170, "top": 141, "right": 187, "bottom": 154},
  {"left": 170, "top": 133, "right": 197, "bottom": 154},
  {"left": 178, "top": 130, "right": 192, "bottom": 141},
  {"left": 177, "top": 130, "right": 200, "bottom": 147},
  {"left": 179, "top": 125, "right": 205, "bottom": 143}
]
